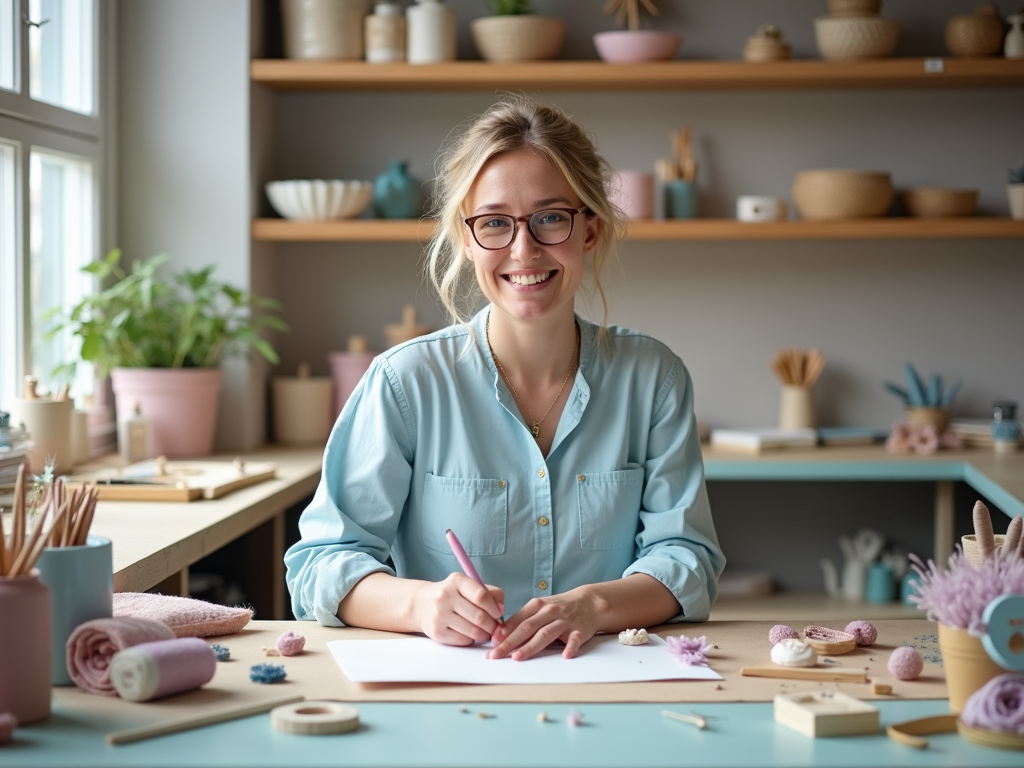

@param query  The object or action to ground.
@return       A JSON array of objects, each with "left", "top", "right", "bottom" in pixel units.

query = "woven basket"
[
  {"left": 961, "top": 534, "right": 1007, "bottom": 567},
  {"left": 803, "top": 626, "right": 857, "bottom": 655},
  {"left": 827, "top": 0, "right": 882, "bottom": 18},
  {"left": 905, "top": 406, "right": 950, "bottom": 433},
  {"left": 470, "top": 15, "right": 565, "bottom": 62},
  {"left": 792, "top": 170, "right": 893, "bottom": 220},
  {"left": 902, "top": 187, "right": 978, "bottom": 218},
  {"left": 814, "top": 16, "right": 900, "bottom": 60},
  {"left": 945, "top": 9, "right": 1004, "bottom": 57}
]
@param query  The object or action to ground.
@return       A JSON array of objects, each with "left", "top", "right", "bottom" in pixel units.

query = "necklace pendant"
[{"left": 531, "top": 424, "right": 540, "bottom": 439}]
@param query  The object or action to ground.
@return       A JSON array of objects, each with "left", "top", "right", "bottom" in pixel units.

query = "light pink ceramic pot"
[
  {"left": 110, "top": 368, "right": 223, "bottom": 458},
  {"left": 593, "top": 30, "right": 682, "bottom": 62},
  {"left": 0, "top": 570, "right": 52, "bottom": 723}
]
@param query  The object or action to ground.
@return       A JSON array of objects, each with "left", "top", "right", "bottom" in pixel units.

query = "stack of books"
[
  {"left": 0, "top": 425, "right": 31, "bottom": 486},
  {"left": 950, "top": 419, "right": 994, "bottom": 448},
  {"left": 709, "top": 427, "right": 818, "bottom": 454}
]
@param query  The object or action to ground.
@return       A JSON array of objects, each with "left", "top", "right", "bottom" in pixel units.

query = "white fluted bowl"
[{"left": 265, "top": 179, "right": 373, "bottom": 221}]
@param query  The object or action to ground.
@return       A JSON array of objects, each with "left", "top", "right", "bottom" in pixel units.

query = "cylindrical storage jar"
[
  {"left": 365, "top": 2, "right": 406, "bottom": 62},
  {"left": 282, "top": 0, "right": 371, "bottom": 60},
  {"left": 9, "top": 398, "right": 73, "bottom": 475},
  {"left": 329, "top": 337, "right": 376, "bottom": 419},
  {"left": 0, "top": 571, "right": 52, "bottom": 723},
  {"left": 938, "top": 622, "right": 1005, "bottom": 712},
  {"left": 35, "top": 536, "right": 114, "bottom": 686},
  {"left": 272, "top": 364, "right": 334, "bottom": 444},
  {"left": 609, "top": 171, "right": 655, "bottom": 220},
  {"left": 407, "top": 0, "right": 456, "bottom": 64},
  {"left": 779, "top": 385, "right": 815, "bottom": 430}
]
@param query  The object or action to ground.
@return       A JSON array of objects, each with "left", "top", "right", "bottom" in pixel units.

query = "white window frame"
[{"left": 0, "top": 0, "right": 113, "bottom": 430}]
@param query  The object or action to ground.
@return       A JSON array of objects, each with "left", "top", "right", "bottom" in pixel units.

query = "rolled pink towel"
[{"left": 66, "top": 617, "right": 175, "bottom": 695}]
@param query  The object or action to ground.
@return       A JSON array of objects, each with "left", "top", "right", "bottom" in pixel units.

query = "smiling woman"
[{"left": 286, "top": 96, "right": 724, "bottom": 663}]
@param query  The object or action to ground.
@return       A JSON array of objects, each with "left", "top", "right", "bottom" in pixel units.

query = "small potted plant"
[
  {"left": 883, "top": 363, "right": 962, "bottom": 454},
  {"left": 470, "top": 1, "right": 565, "bottom": 62},
  {"left": 47, "top": 250, "right": 287, "bottom": 458},
  {"left": 1008, "top": 160, "right": 1024, "bottom": 220},
  {"left": 593, "top": 0, "right": 681, "bottom": 63}
]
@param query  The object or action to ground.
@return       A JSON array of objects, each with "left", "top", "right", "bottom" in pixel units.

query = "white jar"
[
  {"left": 1006, "top": 14, "right": 1024, "bottom": 59},
  {"left": 281, "top": 0, "right": 371, "bottom": 60},
  {"left": 407, "top": 0, "right": 456, "bottom": 64},
  {"left": 365, "top": 3, "right": 406, "bottom": 63}
]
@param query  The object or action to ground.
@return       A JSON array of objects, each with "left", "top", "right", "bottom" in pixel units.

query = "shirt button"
[
  {"left": 498, "top": 480, "right": 506, "bottom": 488},
  {"left": 578, "top": 474, "right": 586, "bottom": 482},
  {"left": 538, "top": 580, "right": 548, "bottom": 590},
  {"left": 538, "top": 517, "right": 548, "bottom": 526},
  {"left": 538, "top": 469, "right": 545, "bottom": 478}
]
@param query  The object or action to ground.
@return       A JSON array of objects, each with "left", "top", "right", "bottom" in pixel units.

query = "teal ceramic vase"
[{"left": 373, "top": 159, "right": 424, "bottom": 219}]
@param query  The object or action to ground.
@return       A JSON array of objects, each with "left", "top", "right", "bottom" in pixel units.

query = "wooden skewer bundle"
[
  {"left": 604, "top": 0, "right": 660, "bottom": 32},
  {"left": 0, "top": 464, "right": 99, "bottom": 577},
  {"left": 656, "top": 126, "right": 698, "bottom": 183},
  {"left": 771, "top": 347, "right": 827, "bottom": 388}
]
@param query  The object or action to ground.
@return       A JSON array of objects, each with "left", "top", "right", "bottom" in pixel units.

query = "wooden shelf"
[
  {"left": 250, "top": 58, "right": 1024, "bottom": 91},
  {"left": 252, "top": 217, "right": 1024, "bottom": 243}
]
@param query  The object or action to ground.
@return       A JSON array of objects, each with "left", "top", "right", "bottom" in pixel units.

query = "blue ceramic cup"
[
  {"left": 665, "top": 179, "right": 697, "bottom": 219},
  {"left": 864, "top": 562, "right": 895, "bottom": 604},
  {"left": 36, "top": 536, "right": 113, "bottom": 686}
]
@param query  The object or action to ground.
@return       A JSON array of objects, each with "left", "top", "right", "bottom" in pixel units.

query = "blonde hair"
[{"left": 425, "top": 96, "right": 625, "bottom": 333}]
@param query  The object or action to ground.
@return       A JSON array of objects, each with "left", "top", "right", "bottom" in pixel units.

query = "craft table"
[
  {"left": 8, "top": 620, "right": 1023, "bottom": 768},
  {"left": 703, "top": 445, "right": 1024, "bottom": 564}
]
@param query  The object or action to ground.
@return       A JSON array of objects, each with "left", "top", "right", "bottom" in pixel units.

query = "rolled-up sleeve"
[
  {"left": 622, "top": 359, "right": 725, "bottom": 622},
  {"left": 285, "top": 358, "right": 415, "bottom": 626}
]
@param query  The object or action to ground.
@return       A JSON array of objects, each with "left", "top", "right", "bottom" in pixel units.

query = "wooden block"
[
  {"left": 741, "top": 665, "right": 867, "bottom": 683},
  {"left": 872, "top": 683, "right": 892, "bottom": 695},
  {"left": 774, "top": 691, "right": 879, "bottom": 738}
]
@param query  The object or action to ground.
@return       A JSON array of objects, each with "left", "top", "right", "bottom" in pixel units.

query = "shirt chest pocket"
[
  {"left": 577, "top": 466, "right": 644, "bottom": 551},
  {"left": 420, "top": 474, "right": 508, "bottom": 556}
]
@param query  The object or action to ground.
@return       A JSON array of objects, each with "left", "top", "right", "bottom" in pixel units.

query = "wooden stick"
[
  {"left": 10, "top": 496, "right": 55, "bottom": 576},
  {"left": 662, "top": 709, "right": 707, "bottom": 729},
  {"left": 0, "top": 499, "right": 8, "bottom": 576},
  {"left": 740, "top": 665, "right": 867, "bottom": 683},
  {"left": 12, "top": 494, "right": 72, "bottom": 576},
  {"left": 70, "top": 487, "right": 98, "bottom": 547},
  {"left": 11, "top": 463, "right": 26, "bottom": 564},
  {"left": 106, "top": 694, "right": 305, "bottom": 745},
  {"left": 886, "top": 714, "right": 958, "bottom": 749}
]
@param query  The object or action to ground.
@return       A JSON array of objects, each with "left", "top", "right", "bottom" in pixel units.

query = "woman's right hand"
[{"left": 413, "top": 574, "right": 505, "bottom": 646}]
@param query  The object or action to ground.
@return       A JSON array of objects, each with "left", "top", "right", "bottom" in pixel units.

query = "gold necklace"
[{"left": 487, "top": 314, "right": 579, "bottom": 440}]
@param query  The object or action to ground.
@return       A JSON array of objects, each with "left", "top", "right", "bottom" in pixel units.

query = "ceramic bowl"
[
  {"left": 265, "top": 179, "right": 373, "bottom": 221},
  {"left": 792, "top": 169, "right": 894, "bottom": 220},
  {"left": 593, "top": 30, "right": 682, "bottom": 63},
  {"left": 814, "top": 16, "right": 899, "bottom": 60},
  {"left": 901, "top": 187, "right": 978, "bottom": 217}
]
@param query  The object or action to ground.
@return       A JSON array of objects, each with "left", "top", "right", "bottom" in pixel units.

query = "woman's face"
[{"left": 463, "top": 149, "right": 599, "bottom": 327}]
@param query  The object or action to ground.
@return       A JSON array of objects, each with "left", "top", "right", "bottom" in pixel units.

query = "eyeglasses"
[{"left": 464, "top": 207, "right": 590, "bottom": 250}]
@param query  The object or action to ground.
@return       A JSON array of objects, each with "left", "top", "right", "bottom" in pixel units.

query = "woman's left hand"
[{"left": 486, "top": 588, "right": 601, "bottom": 661}]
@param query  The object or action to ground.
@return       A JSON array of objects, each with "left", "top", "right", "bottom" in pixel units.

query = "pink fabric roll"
[
  {"left": 66, "top": 617, "right": 175, "bottom": 695},
  {"left": 110, "top": 638, "right": 217, "bottom": 702}
]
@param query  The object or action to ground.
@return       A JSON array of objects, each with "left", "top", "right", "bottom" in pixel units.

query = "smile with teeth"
[{"left": 505, "top": 271, "right": 553, "bottom": 286}]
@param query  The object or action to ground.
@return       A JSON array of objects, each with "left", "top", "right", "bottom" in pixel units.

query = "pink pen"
[{"left": 445, "top": 528, "right": 504, "bottom": 625}]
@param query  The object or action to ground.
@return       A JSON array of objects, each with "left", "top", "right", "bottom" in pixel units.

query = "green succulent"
[
  {"left": 44, "top": 249, "right": 287, "bottom": 379},
  {"left": 884, "top": 363, "right": 961, "bottom": 408},
  {"left": 487, "top": 0, "right": 533, "bottom": 15}
]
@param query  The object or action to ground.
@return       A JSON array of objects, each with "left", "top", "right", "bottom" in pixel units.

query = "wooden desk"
[
  {"left": 703, "top": 445, "right": 1024, "bottom": 564},
  {"left": 87, "top": 446, "right": 323, "bottom": 618}
]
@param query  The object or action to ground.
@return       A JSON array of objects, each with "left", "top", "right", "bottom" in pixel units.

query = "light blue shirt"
[{"left": 285, "top": 306, "right": 725, "bottom": 626}]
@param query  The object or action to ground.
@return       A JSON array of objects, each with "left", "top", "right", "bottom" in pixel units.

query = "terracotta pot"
[
  {"left": 470, "top": 15, "right": 565, "bottom": 62},
  {"left": 938, "top": 622, "right": 1004, "bottom": 712},
  {"left": 110, "top": 368, "right": 223, "bottom": 458},
  {"left": 0, "top": 571, "right": 52, "bottom": 723}
]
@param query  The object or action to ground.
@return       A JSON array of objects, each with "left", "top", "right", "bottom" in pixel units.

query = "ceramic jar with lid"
[
  {"left": 743, "top": 25, "right": 791, "bottom": 61},
  {"left": 992, "top": 400, "right": 1021, "bottom": 453},
  {"left": 406, "top": 0, "right": 456, "bottom": 64},
  {"left": 281, "top": 0, "right": 371, "bottom": 60},
  {"left": 365, "top": 2, "right": 406, "bottom": 63}
]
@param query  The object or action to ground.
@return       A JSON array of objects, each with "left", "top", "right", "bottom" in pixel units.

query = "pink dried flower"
[
  {"left": 844, "top": 620, "right": 877, "bottom": 646},
  {"left": 665, "top": 634, "right": 713, "bottom": 666},
  {"left": 886, "top": 422, "right": 912, "bottom": 454},
  {"left": 939, "top": 429, "right": 963, "bottom": 449},
  {"left": 275, "top": 631, "right": 306, "bottom": 656},
  {"left": 910, "top": 548, "right": 1024, "bottom": 636},
  {"left": 961, "top": 673, "right": 1024, "bottom": 734},
  {"left": 910, "top": 424, "right": 939, "bottom": 454}
]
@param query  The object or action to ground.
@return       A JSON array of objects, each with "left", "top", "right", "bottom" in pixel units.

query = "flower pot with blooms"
[
  {"left": 470, "top": 1, "right": 565, "bottom": 62},
  {"left": 883, "top": 362, "right": 962, "bottom": 454},
  {"left": 46, "top": 250, "right": 287, "bottom": 457},
  {"left": 593, "top": 0, "right": 681, "bottom": 63}
]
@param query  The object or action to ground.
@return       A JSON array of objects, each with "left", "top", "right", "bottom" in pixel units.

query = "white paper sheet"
[{"left": 327, "top": 634, "right": 722, "bottom": 685}]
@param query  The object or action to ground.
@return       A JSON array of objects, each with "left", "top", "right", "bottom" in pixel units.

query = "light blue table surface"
[{"left": 6, "top": 699, "right": 1022, "bottom": 768}]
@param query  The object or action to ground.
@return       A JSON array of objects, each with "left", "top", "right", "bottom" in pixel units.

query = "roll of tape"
[
  {"left": 981, "top": 594, "right": 1024, "bottom": 671},
  {"left": 271, "top": 701, "right": 360, "bottom": 735},
  {"left": 737, "top": 195, "right": 787, "bottom": 222}
]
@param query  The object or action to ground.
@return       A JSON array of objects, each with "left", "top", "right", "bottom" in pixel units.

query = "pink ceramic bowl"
[{"left": 593, "top": 30, "right": 682, "bottom": 62}]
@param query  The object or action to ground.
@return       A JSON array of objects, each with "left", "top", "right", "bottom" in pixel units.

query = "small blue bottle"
[
  {"left": 373, "top": 159, "right": 425, "bottom": 219},
  {"left": 992, "top": 400, "right": 1021, "bottom": 454}
]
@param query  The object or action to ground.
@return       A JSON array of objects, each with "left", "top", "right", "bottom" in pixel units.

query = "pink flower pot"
[
  {"left": 110, "top": 368, "right": 223, "bottom": 458},
  {"left": 593, "top": 30, "right": 682, "bottom": 63},
  {"left": 0, "top": 570, "right": 52, "bottom": 723}
]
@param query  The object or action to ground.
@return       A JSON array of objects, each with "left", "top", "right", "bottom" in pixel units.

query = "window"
[{"left": 0, "top": 0, "right": 106, "bottom": 419}]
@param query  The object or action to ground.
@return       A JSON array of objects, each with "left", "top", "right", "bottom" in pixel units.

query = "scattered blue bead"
[
  {"left": 250, "top": 663, "right": 286, "bottom": 684},
  {"left": 211, "top": 644, "right": 230, "bottom": 661}
]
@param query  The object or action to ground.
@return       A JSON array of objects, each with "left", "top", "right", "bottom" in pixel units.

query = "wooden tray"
[{"left": 65, "top": 459, "right": 277, "bottom": 502}]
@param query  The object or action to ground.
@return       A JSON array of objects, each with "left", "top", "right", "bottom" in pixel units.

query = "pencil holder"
[
  {"left": 36, "top": 536, "right": 113, "bottom": 686},
  {"left": 0, "top": 570, "right": 52, "bottom": 722},
  {"left": 779, "top": 385, "right": 815, "bottom": 430},
  {"left": 665, "top": 179, "right": 696, "bottom": 219}
]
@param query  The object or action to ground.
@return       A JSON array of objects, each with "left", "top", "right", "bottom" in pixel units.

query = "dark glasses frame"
[{"left": 463, "top": 206, "right": 590, "bottom": 251}]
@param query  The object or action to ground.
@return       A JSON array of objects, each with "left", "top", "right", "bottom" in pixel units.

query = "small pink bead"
[
  {"left": 888, "top": 647, "right": 924, "bottom": 681},
  {"left": 845, "top": 620, "right": 878, "bottom": 647},
  {"left": 0, "top": 712, "right": 17, "bottom": 744},
  {"left": 275, "top": 631, "right": 306, "bottom": 657},
  {"left": 769, "top": 625, "right": 799, "bottom": 645},
  {"left": 567, "top": 709, "right": 584, "bottom": 727}
]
